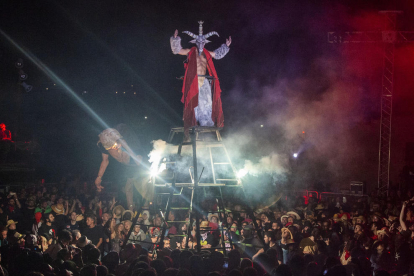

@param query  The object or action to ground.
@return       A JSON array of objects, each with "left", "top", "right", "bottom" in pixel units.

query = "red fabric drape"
[{"left": 181, "top": 47, "right": 224, "bottom": 133}]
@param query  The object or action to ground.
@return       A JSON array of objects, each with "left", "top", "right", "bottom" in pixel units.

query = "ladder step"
[{"left": 162, "top": 183, "right": 225, "bottom": 187}]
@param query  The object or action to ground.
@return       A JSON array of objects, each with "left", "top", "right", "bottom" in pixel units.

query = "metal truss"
[{"left": 328, "top": 11, "right": 414, "bottom": 195}]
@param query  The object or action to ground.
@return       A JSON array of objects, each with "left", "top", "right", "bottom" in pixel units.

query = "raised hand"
[
  {"left": 174, "top": 29, "right": 178, "bottom": 38},
  {"left": 226, "top": 36, "right": 232, "bottom": 47}
]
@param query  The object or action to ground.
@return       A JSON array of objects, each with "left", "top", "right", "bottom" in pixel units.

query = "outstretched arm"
[
  {"left": 171, "top": 29, "right": 190, "bottom": 56},
  {"left": 210, "top": 36, "right": 231, "bottom": 59},
  {"left": 95, "top": 153, "right": 109, "bottom": 192}
]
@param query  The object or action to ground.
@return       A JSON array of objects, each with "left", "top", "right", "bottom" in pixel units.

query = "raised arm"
[
  {"left": 69, "top": 199, "right": 76, "bottom": 215},
  {"left": 170, "top": 29, "right": 190, "bottom": 56},
  {"left": 14, "top": 194, "right": 21, "bottom": 209},
  {"left": 209, "top": 36, "right": 231, "bottom": 59},
  {"left": 400, "top": 201, "right": 407, "bottom": 231}
]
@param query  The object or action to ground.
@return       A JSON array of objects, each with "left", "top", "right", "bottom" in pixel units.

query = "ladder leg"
[
  {"left": 185, "top": 187, "right": 195, "bottom": 249},
  {"left": 218, "top": 187, "right": 231, "bottom": 256},
  {"left": 159, "top": 173, "right": 177, "bottom": 249},
  {"left": 191, "top": 128, "right": 201, "bottom": 254}
]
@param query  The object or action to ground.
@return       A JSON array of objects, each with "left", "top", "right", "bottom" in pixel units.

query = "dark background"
[{"left": 1, "top": 0, "right": 414, "bottom": 191}]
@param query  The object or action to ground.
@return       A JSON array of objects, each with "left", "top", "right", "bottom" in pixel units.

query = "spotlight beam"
[
  {"left": 50, "top": 2, "right": 182, "bottom": 124},
  {"left": 0, "top": 29, "right": 110, "bottom": 130},
  {"left": 0, "top": 29, "right": 158, "bottom": 177}
]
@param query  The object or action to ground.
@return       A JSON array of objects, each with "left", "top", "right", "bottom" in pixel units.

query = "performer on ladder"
[
  {"left": 95, "top": 126, "right": 153, "bottom": 211},
  {"left": 170, "top": 21, "right": 232, "bottom": 140}
]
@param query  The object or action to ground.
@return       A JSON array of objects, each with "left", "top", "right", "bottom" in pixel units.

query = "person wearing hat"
[
  {"left": 52, "top": 202, "right": 69, "bottom": 231},
  {"left": 199, "top": 221, "right": 219, "bottom": 249},
  {"left": 286, "top": 211, "right": 301, "bottom": 221},
  {"left": 6, "top": 219, "right": 17, "bottom": 230},
  {"left": 128, "top": 224, "right": 147, "bottom": 245},
  {"left": 141, "top": 210, "right": 151, "bottom": 226},
  {"left": 314, "top": 203, "right": 325, "bottom": 211},
  {"left": 352, "top": 215, "right": 366, "bottom": 226},
  {"left": 13, "top": 232, "right": 25, "bottom": 246},
  {"left": 113, "top": 205, "right": 125, "bottom": 224},
  {"left": 95, "top": 126, "right": 152, "bottom": 211},
  {"left": 122, "top": 210, "right": 134, "bottom": 222},
  {"left": 280, "top": 215, "right": 289, "bottom": 227},
  {"left": 299, "top": 228, "right": 320, "bottom": 255}
]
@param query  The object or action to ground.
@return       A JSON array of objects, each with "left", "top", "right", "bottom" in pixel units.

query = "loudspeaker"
[
  {"left": 21, "top": 82, "right": 33, "bottom": 92},
  {"left": 15, "top": 58, "right": 23, "bottom": 68},
  {"left": 18, "top": 70, "right": 27, "bottom": 80},
  {"left": 350, "top": 181, "right": 364, "bottom": 195}
]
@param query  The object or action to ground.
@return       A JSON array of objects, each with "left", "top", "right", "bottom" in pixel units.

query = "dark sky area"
[{"left": 1, "top": 0, "right": 414, "bottom": 191}]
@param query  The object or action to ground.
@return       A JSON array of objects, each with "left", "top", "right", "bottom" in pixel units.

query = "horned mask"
[{"left": 183, "top": 21, "right": 219, "bottom": 56}]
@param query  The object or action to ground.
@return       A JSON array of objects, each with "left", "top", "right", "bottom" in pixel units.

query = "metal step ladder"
[{"left": 124, "top": 126, "right": 264, "bottom": 254}]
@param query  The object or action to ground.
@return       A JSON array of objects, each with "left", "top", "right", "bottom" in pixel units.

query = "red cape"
[{"left": 181, "top": 47, "right": 224, "bottom": 132}]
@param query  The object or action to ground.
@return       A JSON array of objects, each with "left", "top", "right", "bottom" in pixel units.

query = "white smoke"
[
  {"left": 148, "top": 139, "right": 193, "bottom": 176},
  {"left": 243, "top": 153, "right": 289, "bottom": 176},
  {"left": 148, "top": 140, "right": 176, "bottom": 176}
]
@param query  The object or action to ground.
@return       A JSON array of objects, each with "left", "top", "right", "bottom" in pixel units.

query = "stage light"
[
  {"left": 116, "top": 91, "right": 118, "bottom": 94},
  {"left": 123, "top": 92, "right": 125, "bottom": 94},
  {"left": 144, "top": 116, "right": 148, "bottom": 119},
  {"left": 134, "top": 92, "right": 136, "bottom": 95},
  {"left": 46, "top": 87, "right": 49, "bottom": 90},
  {"left": 237, "top": 168, "right": 248, "bottom": 178},
  {"left": 21, "top": 82, "right": 32, "bottom": 92},
  {"left": 53, "top": 83, "right": 56, "bottom": 86},
  {"left": 150, "top": 168, "right": 159, "bottom": 177},
  {"left": 83, "top": 91, "right": 87, "bottom": 94},
  {"left": 15, "top": 58, "right": 23, "bottom": 68},
  {"left": 131, "top": 85, "right": 134, "bottom": 87},
  {"left": 260, "top": 125, "right": 264, "bottom": 128},
  {"left": 293, "top": 153, "right": 298, "bottom": 158},
  {"left": 19, "top": 70, "right": 27, "bottom": 80}
]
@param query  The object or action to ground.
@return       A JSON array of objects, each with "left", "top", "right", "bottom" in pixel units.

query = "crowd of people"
[{"left": 0, "top": 180, "right": 414, "bottom": 276}]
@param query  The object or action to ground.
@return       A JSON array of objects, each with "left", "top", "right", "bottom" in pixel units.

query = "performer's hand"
[
  {"left": 226, "top": 36, "right": 232, "bottom": 47},
  {"left": 174, "top": 29, "right": 178, "bottom": 38},
  {"left": 95, "top": 177, "right": 104, "bottom": 192},
  {"left": 96, "top": 185, "right": 104, "bottom": 193}
]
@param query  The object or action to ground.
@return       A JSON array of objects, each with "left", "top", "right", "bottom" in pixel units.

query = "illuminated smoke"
[{"left": 148, "top": 140, "right": 175, "bottom": 176}]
